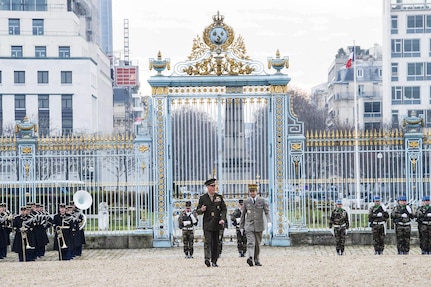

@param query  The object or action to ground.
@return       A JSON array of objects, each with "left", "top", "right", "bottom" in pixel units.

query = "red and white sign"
[{"left": 115, "top": 66, "right": 139, "bottom": 86}]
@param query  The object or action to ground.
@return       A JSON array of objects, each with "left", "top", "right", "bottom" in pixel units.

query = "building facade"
[
  {"left": 314, "top": 45, "right": 383, "bottom": 130},
  {"left": 383, "top": 0, "right": 431, "bottom": 128},
  {"left": 0, "top": 0, "right": 113, "bottom": 136}
]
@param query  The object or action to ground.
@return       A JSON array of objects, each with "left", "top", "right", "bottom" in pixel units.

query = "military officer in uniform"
[
  {"left": 391, "top": 196, "right": 414, "bottom": 255},
  {"left": 329, "top": 199, "right": 349, "bottom": 255},
  {"left": 0, "top": 203, "right": 13, "bottom": 259},
  {"left": 416, "top": 196, "right": 431, "bottom": 254},
  {"left": 231, "top": 199, "right": 247, "bottom": 257},
  {"left": 240, "top": 184, "right": 271, "bottom": 267},
  {"left": 368, "top": 196, "right": 389, "bottom": 255},
  {"left": 178, "top": 201, "right": 198, "bottom": 258},
  {"left": 197, "top": 178, "right": 227, "bottom": 267}
]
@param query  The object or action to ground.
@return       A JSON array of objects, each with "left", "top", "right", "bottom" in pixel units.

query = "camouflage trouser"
[
  {"left": 235, "top": 228, "right": 247, "bottom": 254},
  {"left": 182, "top": 230, "right": 194, "bottom": 255},
  {"left": 418, "top": 223, "right": 431, "bottom": 253},
  {"left": 218, "top": 229, "right": 225, "bottom": 256},
  {"left": 334, "top": 226, "right": 346, "bottom": 252},
  {"left": 372, "top": 224, "right": 386, "bottom": 252},
  {"left": 395, "top": 224, "right": 411, "bottom": 253}
]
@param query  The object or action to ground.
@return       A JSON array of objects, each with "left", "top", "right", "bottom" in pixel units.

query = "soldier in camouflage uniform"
[
  {"left": 368, "top": 196, "right": 389, "bottom": 255},
  {"left": 231, "top": 199, "right": 247, "bottom": 257},
  {"left": 329, "top": 199, "right": 349, "bottom": 255},
  {"left": 391, "top": 196, "right": 414, "bottom": 255},
  {"left": 415, "top": 196, "right": 431, "bottom": 254},
  {"left": 178, "top": 201, "right": 198, "bottom": 258}
]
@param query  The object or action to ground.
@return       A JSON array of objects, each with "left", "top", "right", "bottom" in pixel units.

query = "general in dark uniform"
[{"left": 196, "top": 178, "right": 227, "bottom": 267}]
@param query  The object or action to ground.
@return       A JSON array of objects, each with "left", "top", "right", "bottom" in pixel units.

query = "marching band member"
[
  {"left": 12, "top": 206, "right": 36, "bottom": 262},
  {"left": 53, "top": 203, "right": 72, "bottom": 261},
  {"left": 0, "top": 203, "right": 13, "bottom": 259}
]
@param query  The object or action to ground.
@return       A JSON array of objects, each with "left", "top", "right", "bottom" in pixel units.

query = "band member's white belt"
[
  {"left": 183, "top": 228, "right": 194, "bottom": 231},
  {"left": 372, "top": 221, "right": 385, "bottom": 225},
  {"left": 422, "top": 221, "right": 431, "bottom": 225},
  {"left": 333, "top": 224, "right": 346, "bottom": 228},
  {"left": 397, "top": 222, "right": 411, "bottom": 226}
]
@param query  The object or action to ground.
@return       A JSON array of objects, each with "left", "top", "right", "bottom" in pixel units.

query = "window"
[
  {"left": 407, "top": 63, "right": 424, "bottom": 81},
  {"left": 391, "top": 39, "right": 420, "bottom": 58},
  {"left": 391, "top": 15, "right": 398, "bottom": 34},
  {"left": 404, "top": 86, "right": 421, "bottom": 104},
  {"left": 358, "top": 85, "right": 364, "bottom": 95},
  {"left": 32, "top": 19, "right": 44, "bottom": 35},
  {"left": 9, "top": 19, "right": 20, "bottom": 35},
  {"left": 407, "top": 15, "right": 424, "bottom": 33},
  {"left": 61, "top": 71, "right": 72, "bottom": 84},
  {"left": 35, "top": 46, "right": 46, "bottom": 58},
  {"left": 392, "top": 110, "right": 399, "bottom": 129},
  {"left": 38, "top": 94, "right": 49, "bottom": 109},
  {"left": 62, "top": 94, "right": 73, "bottom": 135},
  {"left": 0, "top": 71, "right": 2, "bottom": 84},
  {"left": 11, "top": 46, "right": 23, "bottom": 58},
  {"left": 15, "top": 95, "right": 26, "bottom": 121},
  {"left": 14, "top": 71, "right": 25, "bottom": 84},
  {"left": 59, "top": 46, "right": 70, "bottom": 58},
  {"left": 391, "top": 39, "right": 402, "bottom": 58},
  {"left": 363, "top": 102, "right": 381, "bottom": 118},
  {"left": 357, "top": 69, "right": 363, "bottom": 78},
  {"left": 404, "top": 39, "right": 420, "bottom": 57},
  {"left": 37, "top": 71, "right": 48, "bottom": 84}
]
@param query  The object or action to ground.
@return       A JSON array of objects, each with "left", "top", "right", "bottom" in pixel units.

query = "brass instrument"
[
  {"left": 73, "top": 190, "right": 93, "bottom": 230},
  {"left": 55, "top": 225, "right": 69, "bottom": 249}
]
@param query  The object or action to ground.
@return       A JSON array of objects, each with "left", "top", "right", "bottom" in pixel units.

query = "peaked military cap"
[
  {"left": 248, "top": 184, "right": 258, "bottom": 190},
  {"left": 398, "top": 196, "right": 407, "bottom": 201},
  {"left": 239, "top": 199, "right": 244, "bottom": 204},
  {"left": 185, "top": 201, "right": 192, "bottom": 207},
  {"left": 422, "top": 196, "right": 430, "bottom": 201},
  {"left": 204, "top": 178, "right": 217, "bottom": 186}
]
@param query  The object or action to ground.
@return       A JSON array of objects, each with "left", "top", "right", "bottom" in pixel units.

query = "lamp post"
[{"left": 377, "top": 152, "right": 383, "bottom": 195}]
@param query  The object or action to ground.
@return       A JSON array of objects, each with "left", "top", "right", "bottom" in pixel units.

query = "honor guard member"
[
  {"left": 391, "top": 196, "right": 414, "bottom": 255},
  {"left": 33, "top": 203, "right": 50, "bottom": 258},
  {"left": 0, "top": 203, "right": 13, "bottom": 259},
  {"left": 197, "top": 178, "right": 227, "bottom": 267},
  {"left": 178, "top": 201, "right": 198, "bottom": 258},
  {"left": 53, "top": 203, "right": 72, "bottom": 260},
  {"left": 240, "top": 184, "right": 272, "bottom": 267},
  {"left": 329, "top": 199, "right": 349, "bottom": 255},
  {"left": 416, "top": 196, "right": 431, "bottom": 254},
  {"left": 368, "top": 196, "right": 389, "bottom": 255},
  {"left": 12, "top": 206, "right": 35, "bottom": 262},
  {"left": 231, "top": 199, "right": 247, "bottom": 257},
  {"left": 70, "top": 201, "right": 86, "bottom": 257}
]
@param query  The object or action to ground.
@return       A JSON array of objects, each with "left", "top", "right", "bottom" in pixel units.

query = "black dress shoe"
[
  {"left": 255, "top": 262, "right": 262, "bottom": 266},
  {"left": 205, "top": 259, "right": 211, "bottom": 267},
  {"left": 247, "top": 257, "right": 253, "bottom": 266},
  {"left": 212, "top": 262, "right": 218, "bottom": 267}
]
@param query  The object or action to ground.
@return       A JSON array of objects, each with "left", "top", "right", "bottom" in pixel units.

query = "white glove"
[
  {"left": 345, "top": 229, "right": 348, "bottom": 235},
  {"left": 182, "top": 221, "right": 191, "bottom": 226},
  {"left": 267, "top": 222, "right": 272, "bottom": 230},
  {"left": 401, "top": 213, "right": 408, "bottom": 218},
  {"left": 330, "top": 228, "right": 334, "bottom": 236},
  {"left": 240, "top": 228, "right": 244, "bottom": 235},
  {"left": 427, "top": 214, "right": 431, "bottom": 217},
  {"left": 376, "top": 212, "right": 382, "bottom": 217}
]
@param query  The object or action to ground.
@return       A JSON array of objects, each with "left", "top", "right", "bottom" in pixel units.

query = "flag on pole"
[{"left": 345, "top": 48, "right": 354, "bottom": 69}]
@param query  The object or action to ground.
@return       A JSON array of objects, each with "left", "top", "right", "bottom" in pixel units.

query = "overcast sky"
[{"left": 112, "top": 0, "right": 383, "bottom": 94}]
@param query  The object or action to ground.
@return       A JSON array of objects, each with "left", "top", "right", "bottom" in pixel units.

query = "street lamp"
[{"left": 377, "top": 153, "right": 383, "bottom": 195}]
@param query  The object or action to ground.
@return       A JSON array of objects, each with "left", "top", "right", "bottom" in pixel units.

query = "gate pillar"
[{"left": 403, "top": 112, "right": 424, "bottom": 200}]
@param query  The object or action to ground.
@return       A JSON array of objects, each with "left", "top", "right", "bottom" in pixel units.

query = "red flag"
[{"left": 346, "top": 49, "right": 354, "bottom": 69}]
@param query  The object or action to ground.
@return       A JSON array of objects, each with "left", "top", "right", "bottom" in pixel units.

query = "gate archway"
[{"left": 146, "top": 13, "right": 304, "bottom": 247}]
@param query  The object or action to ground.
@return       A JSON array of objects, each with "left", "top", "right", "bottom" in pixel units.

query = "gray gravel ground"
[{"left": 0, "top": 244, "right": 429, "bottom": 287}]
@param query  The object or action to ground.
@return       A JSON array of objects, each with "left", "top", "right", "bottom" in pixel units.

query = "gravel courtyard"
[{"left": 0, "top": 244, "right": 429, "bottom": 287}]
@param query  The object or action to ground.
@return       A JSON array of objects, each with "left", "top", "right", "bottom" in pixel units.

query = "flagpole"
[{"left": 352, "top": 41, "right": 361, "bottom": 207}]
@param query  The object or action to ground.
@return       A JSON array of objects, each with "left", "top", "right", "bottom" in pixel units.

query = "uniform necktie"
[{"left": 253, "top": 198, "right": 255, "bottom": 205}]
